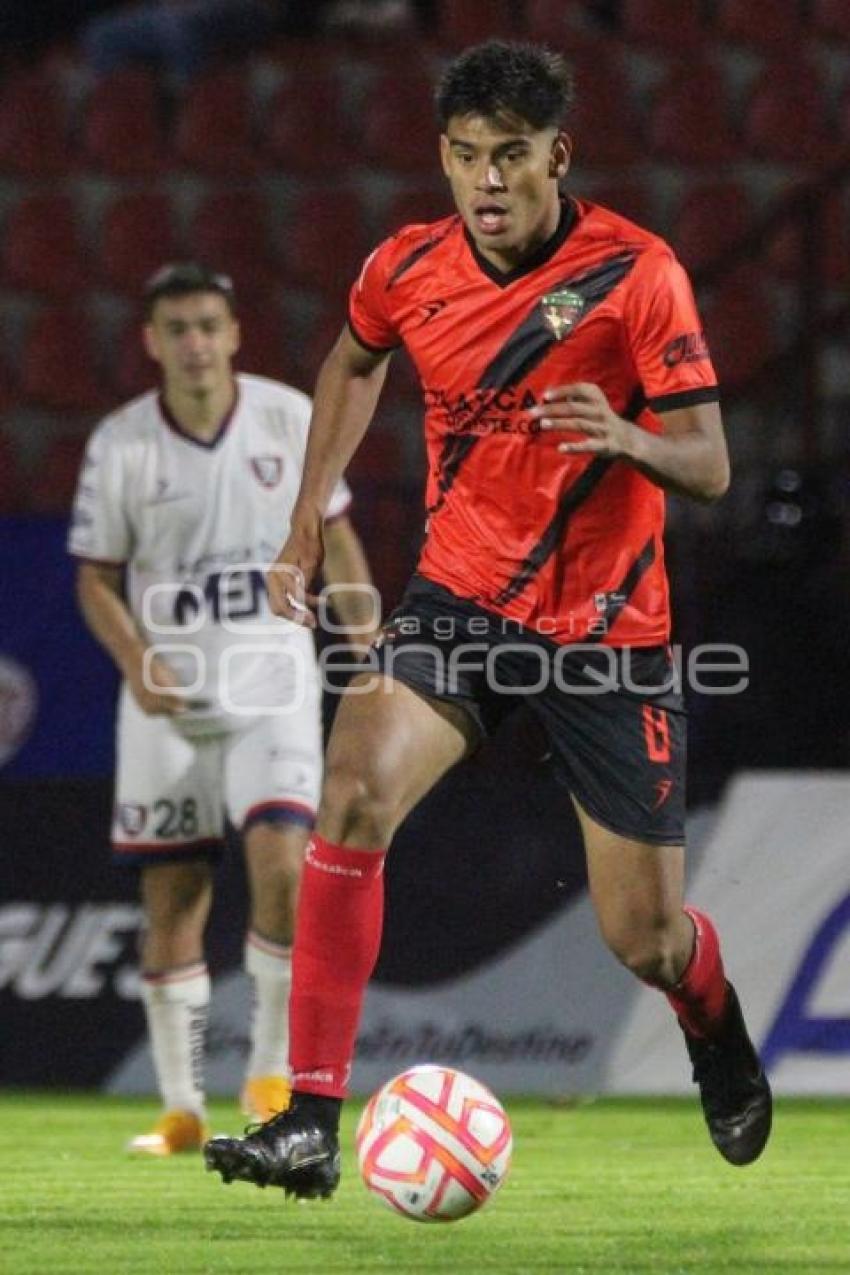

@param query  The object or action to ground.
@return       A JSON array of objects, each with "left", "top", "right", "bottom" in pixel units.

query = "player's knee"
[
  {"left": 602, "top": 919, "right": 682, "bottom": 987},
  {"left": 319, "top": 754, "right": 398, "bottom": 844}
]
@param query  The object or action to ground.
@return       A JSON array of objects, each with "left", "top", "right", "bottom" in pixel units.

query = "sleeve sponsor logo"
[{"left": 663, "top": 331, "right": 711, "bottom": 367}]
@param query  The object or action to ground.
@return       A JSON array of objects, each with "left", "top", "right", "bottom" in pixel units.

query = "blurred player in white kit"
[{"left": 68, "top": 264, "right": 375, "bottom": 1155}]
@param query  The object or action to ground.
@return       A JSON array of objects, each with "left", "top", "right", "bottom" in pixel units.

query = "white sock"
[
  {"left": 244, "top": 931, "right": 292, "bottom": 1079},
  {"left": 140, "top": 962, "right": 209, "bottom": 1118}
]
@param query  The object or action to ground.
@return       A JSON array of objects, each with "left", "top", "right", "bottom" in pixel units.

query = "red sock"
[
  {"left": 289, "top": 835, "right": 386, "bottom": 1098},
  {"left": 665, "top": 906, "right": 729, "bottom": 1038}
]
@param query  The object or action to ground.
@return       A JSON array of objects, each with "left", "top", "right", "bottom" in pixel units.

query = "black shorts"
[{"left": 372, "top": 575, "right": 686, "bottom": 846}]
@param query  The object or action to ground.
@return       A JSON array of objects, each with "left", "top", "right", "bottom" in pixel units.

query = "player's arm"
[
  {"left": 267, "top": 326, "right": 391, "bottom": 624},
  {"left": 534, "top": 387, "right": 730, "bottom": 503},
  {"left": 75, "top": 561, "right": 186, "bottom": 714},
  {"left": 321, "top": 515, "right": 381, "bottom": 648}
]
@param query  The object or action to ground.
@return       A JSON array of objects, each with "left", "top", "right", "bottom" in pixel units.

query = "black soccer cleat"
[
  {"left": 682, "top": 981, "right": 773, "bottom": 1167},
  {"left": 203, "top": 1109, "right": 341, "bottom": 1200}
]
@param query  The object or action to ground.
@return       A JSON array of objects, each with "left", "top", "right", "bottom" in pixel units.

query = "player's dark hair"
[
  {"left": 143, "top": 262, "right": 237, "bottom": 318},
  {"left": 435, "top": 40, "right": 574, "bottom": 132}
]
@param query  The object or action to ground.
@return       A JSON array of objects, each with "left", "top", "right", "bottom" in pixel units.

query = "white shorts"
[{"left": 111, "top": 681, "right": 322, "bottom": 866}]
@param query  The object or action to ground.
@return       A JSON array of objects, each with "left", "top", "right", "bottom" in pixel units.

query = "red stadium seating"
[
  {"left": 82, "top": 71, "right": 163, "bottom": 176},
  {"left": 811, "top": 0, "right": 850, "bottom": 43},
  {"left": 1, "top": 195, "right": 87, "bottom": 297},
  {"left": 278, "top": 189, "right": 368, "bottom": 303},
  {"left": 648, "top": 64, "right": 736, "bottom": 167},
  {"left": 620, "top": 0, "right": 705, "bottom": 51},
  {"left": 715, "top": 0, "right": 804, "bottom": 53},
  {"left": 570, "top": 51, "right": 640, "bottom": 169},
  {"left": 580, "top": 181, "right": 654, "bottom": 230},
  {"left": 0, "top": 432, "right": 22, "bottom": 514},
  {"left": 435, "top": 0, "right": 517, "bottom": 48},
  {"left": 378, "top": 184, "right": 453, "bottom": 239},
  {"left": 173, "top": 71, "right": 258, "bottom": 175},
  {"left": 701, "top": 269, "right": 777, "bottom": 388},
  {"left": 263, "top": 74, "right": 349, "bottom": 175},
  {"left": 766, "top": 189, "right": 849, "bottom": 285},
  {"left": 524, "top": 0, "right": 583, "bottom": 44},
  {"left": 743, "top": 60, "right": 833, "bottom": 167},
  {"left": 671, "top": 182, "right": 753, "bottom": 273},
  {"left": 99, "top": 193, "right": 180, "bottom": 296},
  {"left": 20, "top": 308, "right": 107, "bottom": 414},
  {"left": 357, "top": 73, "right": 438, "bottom": 173},
  {"left": 235, "top": 309, "right": 295, "bottom": 384},
  {"left": 27, "top": 434, "right": 89, "bottom": 516},
  {"left": 0, "top": 71, "right": 67, "bottom": 176},
  {"left": 190, "top": 190, "right": 275, "bottom": 297},
  {"left": 112, "top": 322, "right": 158, "bottom": 402}
]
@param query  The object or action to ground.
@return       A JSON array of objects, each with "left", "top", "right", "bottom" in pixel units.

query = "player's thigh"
[
  {"left": 319, "top": 672, "right": 478, "bottom": 837},
  {"left": 112, "top": 687, "right": 225, "bottom": 868}
]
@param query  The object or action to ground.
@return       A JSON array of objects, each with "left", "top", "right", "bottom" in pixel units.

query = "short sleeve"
[
  {"left": 67, "top": 423, "right": 132, "bottom": 564},
  {"left": 348, "top": 237, "right": 403, "bottom": 354},
  {"left": 625, "top": 247, "right": 719, "bottom": 414}
]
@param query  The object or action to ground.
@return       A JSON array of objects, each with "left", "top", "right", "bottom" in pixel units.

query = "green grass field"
[{"left": 2, "top": 1093, "right": 847, "bottom": 1274}]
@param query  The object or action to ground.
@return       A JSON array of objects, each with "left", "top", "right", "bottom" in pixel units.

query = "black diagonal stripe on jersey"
[
  {"left": 494, "top": 457, "right": 614, "bottom": 606},
  {"left": 478, "top": 250, "right": 639, "bottom": 391},
  {"left": 386, "top": 221, "right": 456, "bottom": 290},
  {"left": 492, "top": 384, "right": 646, "bottom": 606},
  {"left": 585, "top": 534, "right": 657, "bottom": 643},
  {"left": 429, "top": 432, "right": 481, "bottom": 512}
]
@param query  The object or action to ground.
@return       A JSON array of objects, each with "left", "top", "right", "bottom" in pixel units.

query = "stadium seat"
[
  {"left": 20, "top": 308, "right": 107, "bottom": 413},
  {"left": 82, "top": 70, "right": 163, "bottom": 176},
  {"left": 378, "top": 184, "right": 453, "bottom": 239},
  {"left": 27, "top": 434, "right": 89, "bottom": 516},
  {"left": 743, "top": 61, "right": 833, "bottom": 167},
  {"left": 620, "top": 0, "right": 705, "bottom": 51},
  {"left": 435, "top": 0, "right": 517, "bottom": 48},
  {"left": 235, "top": 309, "right": 294, "bottom": 384},
  {"left": 671, "top": 182, "right": 754, "bottom": 274},
  {"left": 357, "top": 74, "right": 439, "bottom": 173},
  {"left": 0, "top": 432, "right": 22, "bottom": 513},
  {"left": 570, "top": 52, "right": 639, "bottom": 169},
  {"left": 278, "top": 189, "right": 368, "bottom": 302},
  {"left": 766, "top": 189, "right": 849, "bottom": 286},
  {"left": 581, "top": 180, "right": 654, "bottom": 230},
  {"left": 99, "top": 193, "right": 180, "bottom": 296},
  {"left": 0, "top": 71, "right": 67, "bottom": 177},
  {"left": 262, "top": 74, "right": 349, "bottom": 175},
  {"left": 1, "top": 195, "right": 88, "bottom": 297},
  {"left": 112, "top": 321, "right": 158, "bottom": 402},
  {"left": 173, "top": 71, "right": 258, "bottom": 175},
  {"left": 811, "top": 0, "right": 850, "bottom": 43},
  {"left": 648, "top": 64, "right": 736, "bottom": 167},
  {"left": 701, "top": 270, "right": 777, "bottom": 388},
  {"left": 190, "top": 190, "right": 275, "bottom": 297},
  {"left": 524, "top": 0, "right": 582, "bottom": 44},
  {"left": 715, "top": 0, "right": 804, "bottom": 53}
]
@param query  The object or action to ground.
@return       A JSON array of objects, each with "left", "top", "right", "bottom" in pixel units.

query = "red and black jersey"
[{"left": 348, "top": 198, "right": 719, "bottom": 645}]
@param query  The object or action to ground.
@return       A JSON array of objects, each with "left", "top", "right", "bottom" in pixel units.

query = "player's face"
[
  {"left": 144, "top": 292, "right": 239, "bottom": 397},
  {"left": 440, "top": 114, "right": 570, "bottom": 270}
]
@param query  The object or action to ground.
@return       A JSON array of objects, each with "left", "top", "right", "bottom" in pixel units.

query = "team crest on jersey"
[
  {"left": 250, "top": 456, "right": 283, "bottom": 489},
  {"left": 118, "top": 804, "right": 147, "bottom": 836},
  {"left": 541, "top": 288, "right": 585, "bottom": 340}
]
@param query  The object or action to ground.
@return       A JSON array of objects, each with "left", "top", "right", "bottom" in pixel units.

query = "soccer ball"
[{"left": 355, "top": 1064, "right": 512, "bottom": 1222}]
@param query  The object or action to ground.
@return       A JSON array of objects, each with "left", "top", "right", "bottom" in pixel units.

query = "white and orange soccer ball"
[{"left": 355, "top": 1064, "right": 513, "bottom": 1222}]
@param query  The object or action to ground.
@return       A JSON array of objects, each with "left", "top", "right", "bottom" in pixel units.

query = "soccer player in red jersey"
[{"left": 205, "top": 40, "right": 772, "bottom": 1197}]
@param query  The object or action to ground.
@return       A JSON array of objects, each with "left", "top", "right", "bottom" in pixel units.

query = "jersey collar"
[
  {"left": 157, "top": 381, "right": 239, "bottom": 450},
  {"left": 463, "top": 197, "right": 578, "bottom": 288}
]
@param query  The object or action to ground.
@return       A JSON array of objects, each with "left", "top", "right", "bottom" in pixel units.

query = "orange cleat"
[
  {"left": 240, "top": 1075, "right": 292, "bottom": 1122},
  {"left": 127, "top": 1109, "right": 208, "bottom": 1157}
]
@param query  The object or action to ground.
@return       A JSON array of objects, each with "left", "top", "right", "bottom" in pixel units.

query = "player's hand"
[
  {"left": 266, "top": 528, "right": 325, "bottom": 628},
  {"left": 127, "top": 652, "right": 188, "bottom": 716},
  {"left": 532, "top": 383, "right": 638, "bottom": 457}
]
